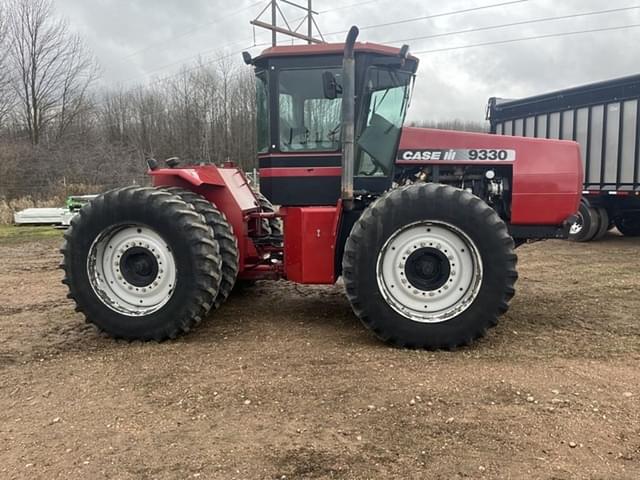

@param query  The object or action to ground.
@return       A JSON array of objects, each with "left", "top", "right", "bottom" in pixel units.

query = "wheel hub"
[
  {"left": 87, "top": 225, "right": 177, "bottom": 316},
  {"left": 404, "top": 247, "right": 450, "bottom": 291},
  {"left": 120, "top": 247, "right": 159, "bottom": 287},
  {"left": 376, "top": 221, "right": 483, "bottom": 323}
]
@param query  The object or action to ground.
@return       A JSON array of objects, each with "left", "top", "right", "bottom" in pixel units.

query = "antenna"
[{"left": 251, "top": 0, "right": 325, "bottom": 46}]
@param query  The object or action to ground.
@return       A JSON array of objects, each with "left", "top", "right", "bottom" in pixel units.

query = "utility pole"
[
  {"left": 307, "top": 0, "right": 312, "bottom": 44},
  {"left": 271, "top": 0, "right": 277, "bottom": 46},
  {"left": 251, "top": 0, "right": 325, "bottom": 46}
]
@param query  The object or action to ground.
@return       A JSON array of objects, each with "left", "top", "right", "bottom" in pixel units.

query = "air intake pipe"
[{"left": 340, "top": 26, "right": 359, "bottom": 210}]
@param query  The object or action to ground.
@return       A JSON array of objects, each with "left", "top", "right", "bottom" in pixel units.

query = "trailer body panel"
[{"left": 488, "top": 74, "right": 640, "bottom": 192}]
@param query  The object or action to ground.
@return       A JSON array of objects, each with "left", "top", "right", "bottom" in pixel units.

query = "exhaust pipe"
[{"left": 341, "top": 26, "right": 359, "bottom": 211}]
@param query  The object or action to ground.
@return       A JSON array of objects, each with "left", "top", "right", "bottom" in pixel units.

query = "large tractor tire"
[
  {"left": 161, "top": 187, "right": 239, "bottom": 309},
  {"left": 615, "top": 213, "right": 640, "bottom": 237},
  {"left": 342, "top": 183, "right": 517, "bottom": 350},
  {"left": 568, "top": 202, "right": 599, "bottom": 242},
  {"left": 592, "top": 207, "right": 610, "bottom": 241},
  {"left": 60, "top": 186, "right": 222, "bottom": 341}
]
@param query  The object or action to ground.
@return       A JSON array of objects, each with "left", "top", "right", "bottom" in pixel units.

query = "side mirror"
[{"left": 322, "top": 71, "right": 342, "bottom": 99}]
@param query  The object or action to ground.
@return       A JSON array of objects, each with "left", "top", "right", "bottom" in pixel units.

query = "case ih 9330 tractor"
[{"left": 61, "top": 27, "right": 582, "bottom": 349}]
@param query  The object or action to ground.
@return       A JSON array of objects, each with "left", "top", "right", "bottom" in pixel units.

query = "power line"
[
  {"left": 140, "top": 0, "right": 378, "bottom": 78},
  {"left": 124, "top": 0, "right": 525, "bottom": 84},
  {"left": 121, "top": 40, "right": 268, "bottom": 85},
  {"left": 387, "top": 5, "right": 640, "bottom": 45},
  {"left": 123, "top": 1, "right": 264, "bottom": 59},
  {"left": 118, "top": 42, "right": 270, "bottom": 90},
  {"left": 322, "top": 0, "right": 529, "bottom": 37},
  {"left": 412, "top": 23, "right": 640, "bottom": 54},
  {"left": 317, "top": 0, "right": 381, "bottom": 14}
]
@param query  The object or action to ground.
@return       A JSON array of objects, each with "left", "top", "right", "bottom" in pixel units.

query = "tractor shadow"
[{"left": 188, "top": 279, "right": 381, "bottom": 348}]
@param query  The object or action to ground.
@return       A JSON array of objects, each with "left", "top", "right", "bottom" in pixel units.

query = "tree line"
[
  {"left": 0, "top": 0, "right": 487, "bottom": 203},
  {"left": 0, "top": 0, "right": 258, "bottom": 200}
]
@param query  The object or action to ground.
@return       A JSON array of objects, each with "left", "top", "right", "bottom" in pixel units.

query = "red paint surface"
[
  {"left": 399, "top": 127, "right": 583, "bottom": 225},
  {"left": 254, "top": 42, "right": 417, "bottom": 62},
  {"left": 260, "top": 167, "right": 342, "bottom": 177},
  {"left": 150, "top": 165, "right": 260, "bottom": 273},
  {"left": 282, "top": 206, "right": 340, "bottom": 284}
]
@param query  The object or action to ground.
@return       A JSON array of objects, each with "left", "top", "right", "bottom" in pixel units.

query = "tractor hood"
[{"left": 397, "top": 126, "right": 583, "bottom": 225}]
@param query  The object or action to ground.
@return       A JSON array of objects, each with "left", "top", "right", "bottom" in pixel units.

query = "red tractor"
[{"left": 61, "top": 27, "right": 582, "bottom": 349}]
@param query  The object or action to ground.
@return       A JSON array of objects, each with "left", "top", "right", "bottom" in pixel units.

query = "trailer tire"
[
  {"left": 615, "top": 214, "right": 640, "bottom": 237},
  {"left": 60, "top": 186, "right": 222, "bottom": 341},
  {"left": 569, "top": 203, "right": 599, "bottom": 242},
  {"left": 342, "top": 183, "right": 518, "bottom": 350},
  {"left": 592, "top": 208, "right": 610, "bottom": 241},
  {"left": 161, "top": 187, "right": 239, "bottom": 309}
]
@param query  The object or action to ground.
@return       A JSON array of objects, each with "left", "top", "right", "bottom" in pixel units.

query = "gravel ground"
[{"left": 0, "top": 229, "right": 639, "bottom": 479}]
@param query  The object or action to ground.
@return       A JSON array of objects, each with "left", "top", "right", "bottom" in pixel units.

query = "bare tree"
[
  {"left": 7, "top": 0, "right": 98, "bottom": 144},
  {"left": 0, "top": 3, "right": 15, "bottom": 127}
]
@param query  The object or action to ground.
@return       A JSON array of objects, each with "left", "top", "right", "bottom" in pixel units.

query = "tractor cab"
[{"left": 246, "top": 42, "right": 419, "bottom": 206}]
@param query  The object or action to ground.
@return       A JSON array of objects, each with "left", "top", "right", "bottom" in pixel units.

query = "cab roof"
[{"left": 253, "top": 42, "right": 418, "bottom": 62}]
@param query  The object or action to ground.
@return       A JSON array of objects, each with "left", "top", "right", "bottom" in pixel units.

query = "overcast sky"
[{"left": 54, "top": 0, "right": 640, "bottom": 123}]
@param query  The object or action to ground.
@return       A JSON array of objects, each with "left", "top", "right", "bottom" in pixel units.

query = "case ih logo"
[{"left": 398, "top": 149, "right": 516, "bottom": 161}]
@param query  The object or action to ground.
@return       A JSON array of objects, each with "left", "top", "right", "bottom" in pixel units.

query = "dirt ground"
[{"left": 0, "top": 228, "right": 639, "bottom": 480}]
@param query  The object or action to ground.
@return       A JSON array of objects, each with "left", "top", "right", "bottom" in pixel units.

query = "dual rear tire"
[{"left": 61, "top": 186, "right": 238, "bottom": 341}]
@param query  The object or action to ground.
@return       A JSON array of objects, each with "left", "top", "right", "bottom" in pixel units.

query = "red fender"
[{"left": 149, "top": 165, "right": 261, "bottom": 274}]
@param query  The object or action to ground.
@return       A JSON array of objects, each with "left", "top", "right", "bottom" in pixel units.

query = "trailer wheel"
[
  {"left": 161, "top": 187, "right": 239, "bottom": 309},
  {"left": 592, "top": 207, "right": 610, "bottom": 241},
  {"left": 569, "top": 203, "right": 599, "bottom": 242},
  {"left": 60, "top": 186, "right": 222, "bottom": 341},
  {"left": 342, "top": 183, "right": 517, "bottom": 350},
  {"left": 615, "top": 214, "right": 640, "bottom": 237}
]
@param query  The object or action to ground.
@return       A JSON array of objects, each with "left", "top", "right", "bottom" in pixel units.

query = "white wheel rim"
[
  {"left": 376, "top": 221, "right": 483, "bottom": 323},
  {"left": 87, "top": 225, "right": 177, "bottom": 316},
  {"left": 569, "top": 214, "right": 584, "bottom": 235}
]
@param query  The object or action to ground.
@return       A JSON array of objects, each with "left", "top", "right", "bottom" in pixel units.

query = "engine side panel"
[{"left": 398, "top": 127, "right": 583, "bottom": 225}]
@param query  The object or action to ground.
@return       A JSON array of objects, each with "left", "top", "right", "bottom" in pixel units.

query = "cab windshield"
[{"left": 356, "top": 68, "right": 413, "bottom": 176}]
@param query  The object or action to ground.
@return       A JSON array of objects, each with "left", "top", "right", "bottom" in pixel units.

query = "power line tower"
[{"left": 251, "top": 0, "right": 325, "bottom": 46}]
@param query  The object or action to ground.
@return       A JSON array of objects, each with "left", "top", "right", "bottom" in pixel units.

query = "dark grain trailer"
[{"left": 487, "top": 74, "right": 640, "bottom": 241}]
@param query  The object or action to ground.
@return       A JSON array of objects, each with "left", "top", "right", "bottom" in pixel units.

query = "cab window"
[
  {"left": 256, "top": 71, "right": 269, "bottom": 153},
  {"left": 356, "top": 68, "right": 412, "bottom": 176},
  {"left": 278, "top": 68, "right": 342, "bottom": 152}
]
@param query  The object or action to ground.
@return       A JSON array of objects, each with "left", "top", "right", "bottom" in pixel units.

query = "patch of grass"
[{"left": 0, "top": 225, "right": 64, "bottom": 244}]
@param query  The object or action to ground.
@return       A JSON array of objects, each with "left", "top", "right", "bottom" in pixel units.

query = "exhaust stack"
[{"left": 340, "top": 26, "right": 359, "bottom": 210}]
